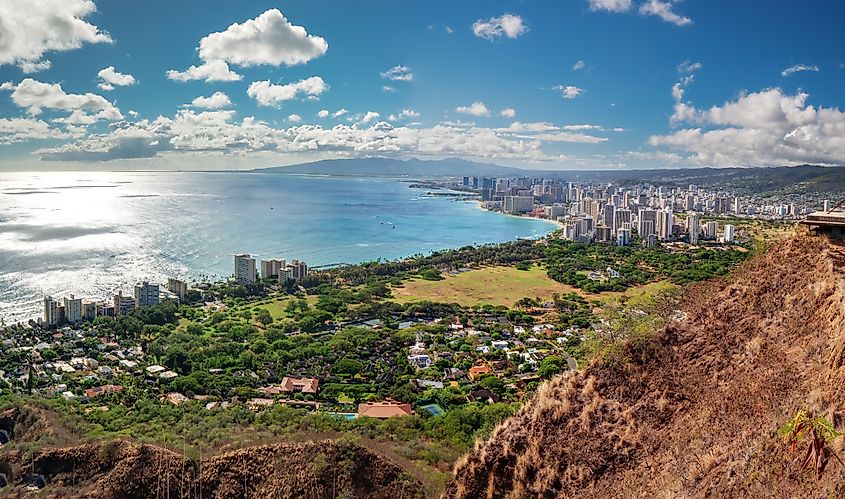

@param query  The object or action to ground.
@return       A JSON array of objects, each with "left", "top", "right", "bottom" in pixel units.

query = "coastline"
[{"left": 471, "top": 199, "right": 565, "bottom": 230}]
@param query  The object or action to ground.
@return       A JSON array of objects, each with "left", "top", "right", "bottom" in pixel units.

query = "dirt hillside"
[
  {"left": 0, "top": 437, "right": 424, "bottom": 498},
  {"left": 445, "top": 233, "right": 845, "bottom": 498}
]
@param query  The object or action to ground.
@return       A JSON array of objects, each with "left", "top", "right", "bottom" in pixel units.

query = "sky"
[{"left": 0, "top": 0, "right": 844, "bottom": 171}]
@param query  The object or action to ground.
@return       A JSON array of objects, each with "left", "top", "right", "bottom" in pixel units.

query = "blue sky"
[{"left": 0, "top": 0, "right": 843, "bottom": 170}]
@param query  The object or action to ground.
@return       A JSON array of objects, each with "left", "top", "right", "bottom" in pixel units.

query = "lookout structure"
[{"left": 801, "top": 198, "right": 845, "bottom": 239}]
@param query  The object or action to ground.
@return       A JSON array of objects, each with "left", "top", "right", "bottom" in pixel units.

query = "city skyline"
[{"left": 1, "top": 0, "right": 844, "bottom": 171}]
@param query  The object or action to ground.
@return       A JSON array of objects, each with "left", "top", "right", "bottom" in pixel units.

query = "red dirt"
[{"left": 445, "top": 234, "right": 845, "bottom": 498}]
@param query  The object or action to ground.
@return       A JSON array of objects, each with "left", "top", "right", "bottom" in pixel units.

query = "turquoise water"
[{"left": 0, "top": 171, "right": 555, "bottom": 322}]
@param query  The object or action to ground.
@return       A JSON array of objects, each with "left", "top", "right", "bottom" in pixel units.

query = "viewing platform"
[{"left": 801, "top": 210, "right": 845, "bottom": 239}]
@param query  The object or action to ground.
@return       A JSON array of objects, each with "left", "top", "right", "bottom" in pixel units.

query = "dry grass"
[{"left": 444, "top": 235, "right": 845, "bottom": 498}]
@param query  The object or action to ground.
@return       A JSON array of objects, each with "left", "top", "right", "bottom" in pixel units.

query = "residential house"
[{"left": 357, "top": 400, "right": 415, "bottom": 419}]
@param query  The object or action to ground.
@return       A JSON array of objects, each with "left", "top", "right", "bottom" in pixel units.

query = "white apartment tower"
[
  {"left": 63, "top": 294, "right": 82, "bottom": 323},
  {"left": 234, "top": 253, "right": 257, "bottom": 284},
  {"left": 687, "top": 212, "right": 701, "bottom": 245},
  {"left": 134, "top": 281, "right": 160, "bottom": 308}
]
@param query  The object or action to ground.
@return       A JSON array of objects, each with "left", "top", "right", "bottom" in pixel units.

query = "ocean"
[{"left": 0, "top": 170, "right": 556, "bottom": 322}]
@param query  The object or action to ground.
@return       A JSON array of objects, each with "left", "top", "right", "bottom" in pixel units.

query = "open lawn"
[
  {"left": 251, "top": 294, "right": 318, "bottom": 320},
  {"left": 391, "top": 265, "right": 589, "bottom": 307}
]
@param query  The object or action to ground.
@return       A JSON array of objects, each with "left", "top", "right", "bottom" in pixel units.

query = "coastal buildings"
[
  {"left": 260, "top": 258, "right": 286, "bottom": 279},
  {"left": 43, "top": 296, "right": 58, "bottom": 328},
  {"left": 504, "top": 195, "right": 534, "bottom": 214},
  {"left": 167, "top": 278, "right": 188, "bottom": 301},
  {"left": 134, "top": 282, "right": 160, "bottom": 308},
  {"left": 234, "top": 253, "right": 256, "bottom": 284},
  {"left": 113, "top": 292, "right": 136, "bottom": 316},
  {"left": 62, "top": 295, "right": 82, "bottom": 324}
]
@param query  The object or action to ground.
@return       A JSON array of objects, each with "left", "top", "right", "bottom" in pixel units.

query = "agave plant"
[{"left": 778, "top": 410, "right": 844, "bottom": 479}]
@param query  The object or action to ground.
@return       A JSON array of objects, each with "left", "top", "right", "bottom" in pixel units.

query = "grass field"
[
  {"left": 391, "top": 265, "right": 587, "bottom": 307},
  {"left": 391, "top": 265, "right": 673, "bottom": 308}
]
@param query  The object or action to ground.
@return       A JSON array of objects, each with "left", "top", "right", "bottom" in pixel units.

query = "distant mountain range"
[{"left": 252, "top": 157, "right": 844, "bottom": 194}]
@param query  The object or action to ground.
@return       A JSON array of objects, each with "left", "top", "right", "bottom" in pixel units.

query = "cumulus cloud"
[
  {"left": 456, "top": 101, "right": 491, "bottom": 117},
  {"left": 166, "top": 60, "right": 242, "bottom": 82},
  {"left": 0, "top": 117, "right": 74, "bottom": 144},
  {"left": 382, "top": 85, "right": 397, "bottom": 93},
  {"left": 573, "top": 60, "right": 586, "bottom": 71},
  {"left": 190, "top": 91, "right": 232, "bottom": 109},
  {"left": 650, "top": 87, "right": 845, "bottom": 166},
  {"left": 472, "top": 14, "right": 527, "bottom": 40},
  {"left": 5, "top": 78, "right": 122, "bottom": 121},
  {"left": 359, "top": 112, "right": 380, "bottom": 124},
  {"left": 500, "top": 108, "right": 516, "bottom": 118},
  {"left": 588, "top": 0, "right": 632, "bottom": 12},
  {"left": 247, "top": 76, "right": 327, "bottom": 107},
  {"left": 553, "top": 85, "right": 585, "bottom": 99},
  {"left": 380, "top": 65, "right": 414, "bottom": 81},
  {"left": 317, "top": 109, "right": 329, "bottom": 118},
  {"left": 166, "top": 9, "right": 325, "bottom": 85},
  {"left": 97, "top": 66, "right": 136, "bottom": 91},
  {"left": 639, "top": 0, "right": 692, "bottom": 26},
  {"left": 388, "top": 109, "right": 421, "bottom": 121},
  {"left": 781, "top": 64, "right": 820, "bottom": 77},
  {"left": 0, "top": 0, "right": 112, "bottom": 72},
  {"left": 332, "top": 109, "right": 348, "bottom": 117},
  {"left": 287, "top": 114, "right": 301, "bottom": 123},
  {"left": 197, "top": 9, "right": 327, "bottom": 67}
]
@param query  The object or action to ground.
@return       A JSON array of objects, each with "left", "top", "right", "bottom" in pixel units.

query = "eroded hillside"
[{"left": 445, "top": 233, "right": 845, "bottom": 498}]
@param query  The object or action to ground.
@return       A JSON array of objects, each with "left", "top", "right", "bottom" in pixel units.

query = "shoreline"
[{"left": 471, "top": 199, "right": 565, "bottom": 230}]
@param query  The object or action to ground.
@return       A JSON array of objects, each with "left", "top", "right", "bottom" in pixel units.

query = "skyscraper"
[
  {"left": 63, "top": 294, "right": 82, "bottom": 323},
  {"left": 657, "top": 209, "right": 673, "bottom": 241},
  {"left": 687, "top": 212, "right": 701, "bottom": 245},
  {"left": 44, "top": 296, "right": 58, "bottom": 328},
  {"left": 234, "top": 253, "right": 256, "bottom": 284},
  {"left": 723, "top": 224, "right": 735, "bottom": 243}
]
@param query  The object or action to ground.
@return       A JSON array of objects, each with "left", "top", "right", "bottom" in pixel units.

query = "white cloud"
[
  {"left": 198, "top": 9, "right": 327, "bottom": 67},
  {"left": 288, "top": 114, "right": 302, "bottom": 123},
  {"left": 472, "top": 14, "right": 527, "bottom": 40},
  {"left": 247, "top": 76, "right": 327, "bottom": 107},
  {"left": 382, "top": 85, "right": 397, "bottom": 93},
  {"left": 128, "top": 110, "right": 139, "bottom": 117},
  {"left": 389, "top": 109, "right": 421, "bottom": 121},
  {"left": 97, "top": 66, "right": 136, "bottom": 91},
  {"left": 588, "top": 0, "right": 632, "bottom": 12},
  {"left": 500, "top": 108, "right": 516, "bottom": 118},
  {"left": 360, "top": 111, "right": 380, "bottom": 124},
  {"left": 332, "top": 109, "right": 348, "bottom": 118},
  {"left": 317, "top": 109, "right": 329, "bottom": 118},
  {"left": 0, "top": 0, "right": 112, "bottom": 72},
  {"left": 0, "top": 117, "right": 73, "bottom": 144},
  {"left": 380, "top": 65, "right": 414, "bottom": 81},
  {"left": 781, "top": 64, "right": 820, "bottom": 77},
  {"left": 166, "top": 60, "right": 242, "bottom": 82},
  {"left": 553, "top": 85, "right": 585, "bottom": 99},
  {"left": 677, "top": 60, "right": 702, "bottom": 74},
  {"left": 651, "top": 87, "right": 845, "bottom": 166},
  {"left": 639, "top": 0, "right": 692, "bottom": 26},
  {"left": 6, "top": 78, "right": 122, "bottom": 120},
  {"left": 190, "top": 91, "right": 232, "bottom": 109},
  {"left": 573, "top": 60, "right": 586, "bottom": 71},
  {"left": 456, "top": 101, "right": 491, "bottom": 117}
]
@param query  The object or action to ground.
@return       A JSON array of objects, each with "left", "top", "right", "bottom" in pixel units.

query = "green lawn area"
[
  {"left": 252, "top": 295, "right": 318, "bottom": 320},
  {"left": 390, "top": 265, "right": 587, "bottom": 307}
]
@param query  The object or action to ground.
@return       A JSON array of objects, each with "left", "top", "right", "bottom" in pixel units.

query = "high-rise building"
[
  {"left": 823, "top": 200, "right": 830, "bottom": 212},
  {"left": 637, "top": 209, "right": 657, "bottom": 238},
  {"left": 44, "top": 296, "right": 58, "bottom": 328},
  {"left": 63, "top": 294, "right": 82, "bottom": 324},
  {"left": 284, "top": 260, "right": 309, "bottom": 281},
  {"left": 616, "top": 227, "right": 631, "bottom": 246},
  {"left": 733, "top": 197, "right": 741, "bottom": 214},
  {"left": 504, "top": 196, "right": 534, "bottom": 214},
  {"left": 167, "top": 278, "right": 188, "bottom": 301},
  {"left": 687, "top": 212, "right": 701, "bottom": 245},
  {"left": 113, "top": 292, "right": 136, "bottom": 316},
  {"left": 657, "top": 209, "right": 673, "bottom": 241},
  {"left": 462, "top": 176, "right": 470, "bottom": 187},
  {"left": 723, "top": 224, "right": 735, "bottom": 243},
  {"left": 82, "top": 302, "right": 97, "bottom": 321},
  {"left": 134, "top": 282, "right": 160, "bottom": 308},
  {"left": 705, "top": 221, "right": 719, "bottom": 240},
  {"left": 260, "top": 258, "right": 286, "bottom": 279},
  {"left": 234, "top": 253, "right": 256, "bottom": 284}
]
